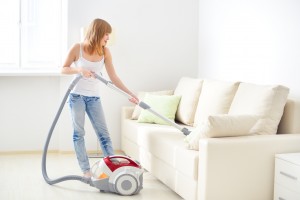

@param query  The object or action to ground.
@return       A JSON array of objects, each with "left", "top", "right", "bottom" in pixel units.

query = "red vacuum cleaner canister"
[{"left": 91, "top": 155, "right": 143, "bottom": 195}]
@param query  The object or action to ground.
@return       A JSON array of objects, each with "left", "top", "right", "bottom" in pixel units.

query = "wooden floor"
[{"left": 0, "top": 153, "right": 183, "bottom": 200}]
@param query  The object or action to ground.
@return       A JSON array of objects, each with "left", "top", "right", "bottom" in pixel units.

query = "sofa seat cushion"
[
  {"left": 122, "top": 119, "right": 179, "bottom": 144},
  {"left": 123, "top": 120, "right": 199, "bottom": 180},
  {"left": 139, "top": 130, "right": 198, "bottom": 180},
  {"left": 122, "top": 119, "right": 198, "bottom": 180}
]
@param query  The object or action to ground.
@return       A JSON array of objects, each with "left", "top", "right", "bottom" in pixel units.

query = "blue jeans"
[{"left": 68, "top": 93, "right": 114, "bottom": 173}]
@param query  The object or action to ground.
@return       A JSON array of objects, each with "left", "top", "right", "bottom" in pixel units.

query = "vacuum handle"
[
  {"left": 93, "top": 73, "right": 190, "bottom": 136},
  {"left": 108, "top": 155, "right": 138, "bottom": 165},
  {"left": 93, "top": 73, "right": 133, "bottom": 99},
  {"left": 104, "top": 156, "right": 141, "bottom": 172},
  {"left": 139, "top": 101, "right": 191, "bottom": 135}
]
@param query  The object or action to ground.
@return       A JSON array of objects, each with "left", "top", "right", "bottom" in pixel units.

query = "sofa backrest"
[
  {"left": 173, "top": 77, "right": 296, "bottom": 135},
  {"left": 277, "top": 99, "right": 300, "bottom": 134}
]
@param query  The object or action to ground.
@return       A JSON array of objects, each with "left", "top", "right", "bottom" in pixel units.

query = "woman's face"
[{"left": 101, "top": 33, "right": 110, "bottom": 47}]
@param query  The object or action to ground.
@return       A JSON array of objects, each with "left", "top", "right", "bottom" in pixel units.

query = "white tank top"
[{"left": 71, "top": 44, "right": 105, "bottom": 97}]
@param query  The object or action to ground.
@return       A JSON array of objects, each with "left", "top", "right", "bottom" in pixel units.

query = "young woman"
[{"left": 61, "top": 18, "right": 138, "bottom": 178}]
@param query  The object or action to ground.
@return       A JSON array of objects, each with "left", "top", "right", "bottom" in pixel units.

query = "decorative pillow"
[
  {"left": 131, "top": 90, "right": 174, "bottom": 119},
  {"left": 137, "top": 94, "right": 181, "bottom": 125},
  {"left": 184, "top": 114, "right": 260, "bottom": 150},
  {"left": 228, "top": 83, "right": 289, "bottom": 134},
  {"left": 174, "top": 77, "right": 203, "bottom": 126},
  {"left": 193, "top": 79, "right": 240, "bottom": 127}
]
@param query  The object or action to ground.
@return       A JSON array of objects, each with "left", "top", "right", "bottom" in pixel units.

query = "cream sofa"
[{"left": 121, "top": 77, "right": 300, "bottom": 200}]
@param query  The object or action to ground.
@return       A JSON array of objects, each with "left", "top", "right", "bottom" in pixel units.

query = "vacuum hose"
[{"left": 41, "top": 75, "right": 94, "bottom": 186}]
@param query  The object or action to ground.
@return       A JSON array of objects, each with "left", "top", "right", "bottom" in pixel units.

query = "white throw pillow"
[
  {"left": 193, "top": 79, "right": 240, "bottom": 127},
  {"left": 174, "top": 77, "right": 203, "bottom": 125},
  {"left": 131, "top": 90, "right": 174, "bottom": 119},
  {"left": 228, "top": 83, "right": 289, "bottom": 134},
  {"left": 184, "top": 114, "right": 260, "bottom": 150}
]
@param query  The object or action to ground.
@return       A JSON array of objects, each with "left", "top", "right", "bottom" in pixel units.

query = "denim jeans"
[{"left": 68, "top": 93, "right": 114, "bottom": 173}]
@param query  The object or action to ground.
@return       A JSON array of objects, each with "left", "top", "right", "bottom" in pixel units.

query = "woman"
[{"left": 61, "top": 18, "right": 138, "bottom": 177}]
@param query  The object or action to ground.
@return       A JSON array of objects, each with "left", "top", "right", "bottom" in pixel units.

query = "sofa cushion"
[
  {"left": 122, "top": 119, "right": 177, "bottom": 145},
  {"left": 131, "top": 90, "right": 174, "bottom": 120},
  {"left": 137, "top": 94, "right": 181, "bottom": 125},
  {"left": 184, "top": 114, "right": 260, "bottom": 150},
  {"left": 138, "top": 148, "right": 198, "bottom": 200},
  {"left": 122, "top": 118, "right": 198, "bottom": 180},
  {"left": 174, "top": 77, "right": 203, "bottom": 126},
  {"left": 228, "top": 83, "right": 289, "bottom": 134},
  {"left": 193, "top": 79, "right": 240, "bottom": 127},
  {"left": 138, "top": 129, "right": 198, "bottom": 180}
]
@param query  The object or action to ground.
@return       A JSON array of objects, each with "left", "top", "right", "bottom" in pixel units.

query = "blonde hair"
[{"left": 84, "top": 18, "right": 112, "bottom": 56}]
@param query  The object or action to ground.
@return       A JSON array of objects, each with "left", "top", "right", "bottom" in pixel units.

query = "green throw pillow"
[{"left": 137, "top": 94, "right": 181, "bottom": 125}]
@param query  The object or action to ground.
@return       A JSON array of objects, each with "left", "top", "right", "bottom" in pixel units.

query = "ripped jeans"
[{"left": 68, "top": 93, "right": 114, "bottom": 173}]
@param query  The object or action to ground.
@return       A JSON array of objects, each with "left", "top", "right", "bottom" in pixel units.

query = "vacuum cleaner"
[{"left": 42, "top": 73, "right": 191, "bottom": 195}]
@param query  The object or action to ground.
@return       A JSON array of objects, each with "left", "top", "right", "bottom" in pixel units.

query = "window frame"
[{"left": 0, "top": 0, "right": 67, "bottom": 75}]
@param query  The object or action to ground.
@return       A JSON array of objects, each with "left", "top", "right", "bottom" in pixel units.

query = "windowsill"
[{"left": 0, "top": 69, "right": 66, "bottom": 76}]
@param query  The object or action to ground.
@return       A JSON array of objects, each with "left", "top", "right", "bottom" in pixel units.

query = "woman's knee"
[{"left": 73, "top": 131, "right": 85, "bottom": 141}]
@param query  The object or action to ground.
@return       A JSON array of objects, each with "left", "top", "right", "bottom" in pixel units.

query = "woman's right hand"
[{"left": 78, "top": 68, "right": 94, "bottom": 78}]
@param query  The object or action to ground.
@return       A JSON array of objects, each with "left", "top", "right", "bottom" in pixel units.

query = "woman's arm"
[
  {"left": 104, "top": 47, "right": 139, "bottom": 104},
  {"left": 61, "top": 43, "right": 93, "bottom": 78}
]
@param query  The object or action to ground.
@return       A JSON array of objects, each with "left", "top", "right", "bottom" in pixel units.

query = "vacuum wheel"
[{"left": 115, "top": 174, "right": 138, "bottom": 195}]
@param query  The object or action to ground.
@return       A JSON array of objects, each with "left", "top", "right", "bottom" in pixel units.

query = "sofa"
[{"left": 120, "top": 77, "right": 300, "bottom": 200}]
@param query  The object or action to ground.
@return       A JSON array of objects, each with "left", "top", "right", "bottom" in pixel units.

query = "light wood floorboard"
[{"left": 0, "top": 153, "right": 183, "bottom": 200}]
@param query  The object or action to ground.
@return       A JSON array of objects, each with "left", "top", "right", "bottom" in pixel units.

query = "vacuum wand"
[{"left": 93, "top": 74, "right": 191, "bottom": 136}]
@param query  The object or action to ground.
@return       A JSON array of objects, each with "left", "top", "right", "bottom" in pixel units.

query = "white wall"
[
  {"left": 0, "top": 77, "right": 61, "bottom": 151},
  {"left": 0, "top": 0, "right": 199, "bottom": 152},
  {"left": 2, "top": 0, "right": 299, "bottom": 152},
  {"left": 198, "top": 0, "right": 300, "bottom": 99}
]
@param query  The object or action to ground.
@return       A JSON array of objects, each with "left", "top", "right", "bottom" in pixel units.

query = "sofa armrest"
[
  {"left": 198, "top": 134, "right": 300, "bottom": 200},
  {"left": 121, "top": 106, "right": 135, "bottom": 120}
]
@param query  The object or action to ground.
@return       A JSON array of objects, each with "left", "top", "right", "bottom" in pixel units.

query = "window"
[{"left": 0, "top": 0, "right": 65, "bottom": 71}]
